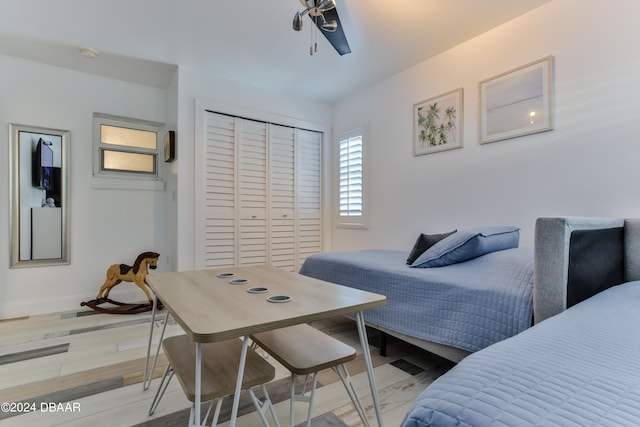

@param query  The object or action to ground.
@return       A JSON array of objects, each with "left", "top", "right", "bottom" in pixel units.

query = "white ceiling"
[{"left": 0, "top": 0, "right": 550, "bottom": 103}]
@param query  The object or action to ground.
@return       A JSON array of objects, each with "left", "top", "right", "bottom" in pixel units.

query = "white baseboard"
[{"left": 0, "top": 288, "right": 149, "bottom": 319}]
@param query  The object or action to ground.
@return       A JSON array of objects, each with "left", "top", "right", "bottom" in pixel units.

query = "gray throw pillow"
[{"left": 406, "top": 230, "right": 457, "bottom": 265}]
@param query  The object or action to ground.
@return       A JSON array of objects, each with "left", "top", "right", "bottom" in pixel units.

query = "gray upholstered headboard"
[{"left": 534, "top": 217, "right": 640, "bottom": 323}]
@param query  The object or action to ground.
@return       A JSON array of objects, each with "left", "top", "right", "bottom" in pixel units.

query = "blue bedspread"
[
  {"left": 402, "top": 281, "right": 640, "bottom": 427},
  {"left": 299, "top": 248, "right": 533, "bottom": 352}
]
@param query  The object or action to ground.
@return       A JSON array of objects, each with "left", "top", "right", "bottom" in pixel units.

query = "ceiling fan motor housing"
[{"left": 294, "top": 0, "right": 350, "bottom": 55}]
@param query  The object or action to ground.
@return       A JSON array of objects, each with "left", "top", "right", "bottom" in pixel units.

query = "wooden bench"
[
  {"left": 149, "top": 335, "right": 279, "bottom": 426},
  {"left": 251, "top": 323, "right": 369, "bottom": 427}
]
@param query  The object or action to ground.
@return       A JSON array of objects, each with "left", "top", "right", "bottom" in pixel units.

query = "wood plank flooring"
[{"left": 0, "top": 307, "right": 455, "bottom": 426}]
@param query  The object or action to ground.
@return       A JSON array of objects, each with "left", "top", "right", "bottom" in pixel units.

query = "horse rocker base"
[
  {"left": 81, "top": 251, "right": 161, "bottom": 315},
  {"left": 80, "top": 297, "right": 163, "bottom": 314}
]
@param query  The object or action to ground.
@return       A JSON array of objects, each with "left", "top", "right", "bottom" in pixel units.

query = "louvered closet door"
[
  {"left": 200, "top": 111, "right": 322, "bottom": 270},
  {"left": 238, "top": 120, "right": 268, "bottom": 265},
  {"left": 296, "top": 129, "right": 323, "bottom": 268},
  {"left": 269, "top": 124, "right": 296, "bottom": 271},
  {"left": 202, "top": 113, "right": 237, "bottom": 268}
]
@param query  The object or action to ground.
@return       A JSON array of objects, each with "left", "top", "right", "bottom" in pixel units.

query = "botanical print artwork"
[
  {"left": 414, "top": 88, "right": 463, "bottom": 156},
  {"left": 417, "top": 100, "right": 457, "bottom": 147}
]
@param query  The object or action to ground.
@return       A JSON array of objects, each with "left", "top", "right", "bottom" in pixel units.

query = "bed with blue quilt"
[
  {"left": 402, "top": 281, "right": 640, "bottom": 426},
  {"left": 401, "top": 217, "right": 640, "bottom": 426},
  {"left": 300, "top": 226, "right": 534, "bottom": 361}
]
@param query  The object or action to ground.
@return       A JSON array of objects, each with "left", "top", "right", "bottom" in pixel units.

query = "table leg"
[
  {"left": 356, "top": 311, "right": 384, "bottom": 427},
  {"left": 144, "top": 294, "right": 169, "bottom": 390},
  {"left": 195, "top": 341, "right": 202, "bottom": 427},
  {"left": 229, "top": 336, "right": 250, "bottom": 427}
]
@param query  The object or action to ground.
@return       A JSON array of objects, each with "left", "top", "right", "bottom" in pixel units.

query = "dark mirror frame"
[{"left": 9, "top": 123, "right": 70, "bottom": 268}]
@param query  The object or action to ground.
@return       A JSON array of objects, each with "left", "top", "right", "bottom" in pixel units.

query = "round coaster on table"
[{"left": 267, "top": 295, "right": 291, "bottom": 303}]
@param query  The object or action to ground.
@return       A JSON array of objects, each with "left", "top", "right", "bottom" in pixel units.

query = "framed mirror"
[{"left": 9, "top": 123, "right": 70, "bottom": 267}]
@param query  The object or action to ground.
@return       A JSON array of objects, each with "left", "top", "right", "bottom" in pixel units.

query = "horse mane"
[{"left": 132, "top": 251, "right": 160, "bottom": 274}]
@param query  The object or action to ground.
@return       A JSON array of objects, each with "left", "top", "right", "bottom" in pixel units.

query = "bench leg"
[
  {"left": 248, "top": 384, "right": 281, "bottom": 427},
  {"left": 289, "top": 372, "right": 319, "bottom": 427},
  {"left": 205, "top": 398, "right": 223, "bottom": 426},
  {"left": 334, "top": 364, "right": 370, "bottom": 427}
]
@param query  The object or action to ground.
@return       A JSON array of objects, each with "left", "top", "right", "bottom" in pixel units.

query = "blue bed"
[
  {"left": 400, "top": 217, "right": 640, "bottom": 426},
  {"left": 401, "top": 281, "right": 640, "bottom": 427},
  {"left": 299, "top": 247, "right": 533, "bottom": 355}
]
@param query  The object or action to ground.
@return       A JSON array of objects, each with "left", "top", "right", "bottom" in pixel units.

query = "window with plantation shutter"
[
  {"left": 339, "top": 136, "right": 362, "bottom": 216},
  {"left": 337, "top": 125, "right": 368, "bottom": 229}
]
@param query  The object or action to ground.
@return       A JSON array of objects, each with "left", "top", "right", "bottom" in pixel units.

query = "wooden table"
[{"left": 143, "top": 265, "right": 387, "bottom": 427}]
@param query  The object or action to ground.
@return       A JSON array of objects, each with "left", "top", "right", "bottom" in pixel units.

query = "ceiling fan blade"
[{"left": 312, "top": 7, "right": 351, "bottom": 55}]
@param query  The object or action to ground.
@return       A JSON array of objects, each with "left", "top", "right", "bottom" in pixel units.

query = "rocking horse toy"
[{"left": 81, "top": 251, "right": 162, "bottom": 314}]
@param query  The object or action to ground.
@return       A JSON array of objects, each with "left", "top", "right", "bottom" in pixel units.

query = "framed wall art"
[
  {"left": 480, "top": 56, "right": 554, "bottom": 144},
  {"left": 414, "top": 88, "right": 463, "bottom": 156}
]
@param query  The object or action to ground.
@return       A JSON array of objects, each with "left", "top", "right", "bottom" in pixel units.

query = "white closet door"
[
  {"left": 269, "top": 124, "right": 296, "bottom": 271},
  {"left": 237, "top": 120, "right": 268, "bottom": 265},
  {"left": 198, "top": 110, "right": 323, "bottom": 271},
  {"left": 202, "top": 112, "right": 237, "bottom": 268},
  {"left": 296, "top": 129, "right": 323, "bottom": 267}
]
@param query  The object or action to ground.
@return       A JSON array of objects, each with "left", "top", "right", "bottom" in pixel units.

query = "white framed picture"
[
  {"left": 414, "top": 88, "right": 463, "bottom": 156},
  {"left": 479, "top": 56, "right": 554, "bottom": 144}
]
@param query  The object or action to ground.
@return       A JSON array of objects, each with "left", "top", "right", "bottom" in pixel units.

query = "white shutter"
[
  {"left": 203, "top": 112, "right": 236, "bottom": 267},
  {"left": 269, "top": 124, "right": 296, "bottom": 271},
  {"left": 238, "top": 120, "right": 268, "bottom": 266},
  {"left": 297, "top": 129, "right": 322, "bottom": 267},
  {"left": 339, "top": 135, "right": 363, "bottom": 217}
]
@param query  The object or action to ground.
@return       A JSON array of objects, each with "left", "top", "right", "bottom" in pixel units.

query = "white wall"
[
  {"left": 331, "top": 0, "right": 640, "bottom": 252},
  {"left": 162, "top": 70, "right": 179, "bottom": 274},
  {"left": 6, "top": 0, "right": 638, "bottom": 317},
  {"left": 0, "top": 55, "right": 330, "bottom": 318},
  {"left": 0, "top": 54, "right": 169, "bottom": 318}
]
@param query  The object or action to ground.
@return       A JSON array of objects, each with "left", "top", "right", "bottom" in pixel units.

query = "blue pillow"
[{"left": 410, "top": 226, "right": 520, "bottom": 268}]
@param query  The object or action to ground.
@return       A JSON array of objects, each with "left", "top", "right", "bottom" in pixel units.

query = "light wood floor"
[{"left": 0, "top": 306, "right": 455, "bottom": 426}]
